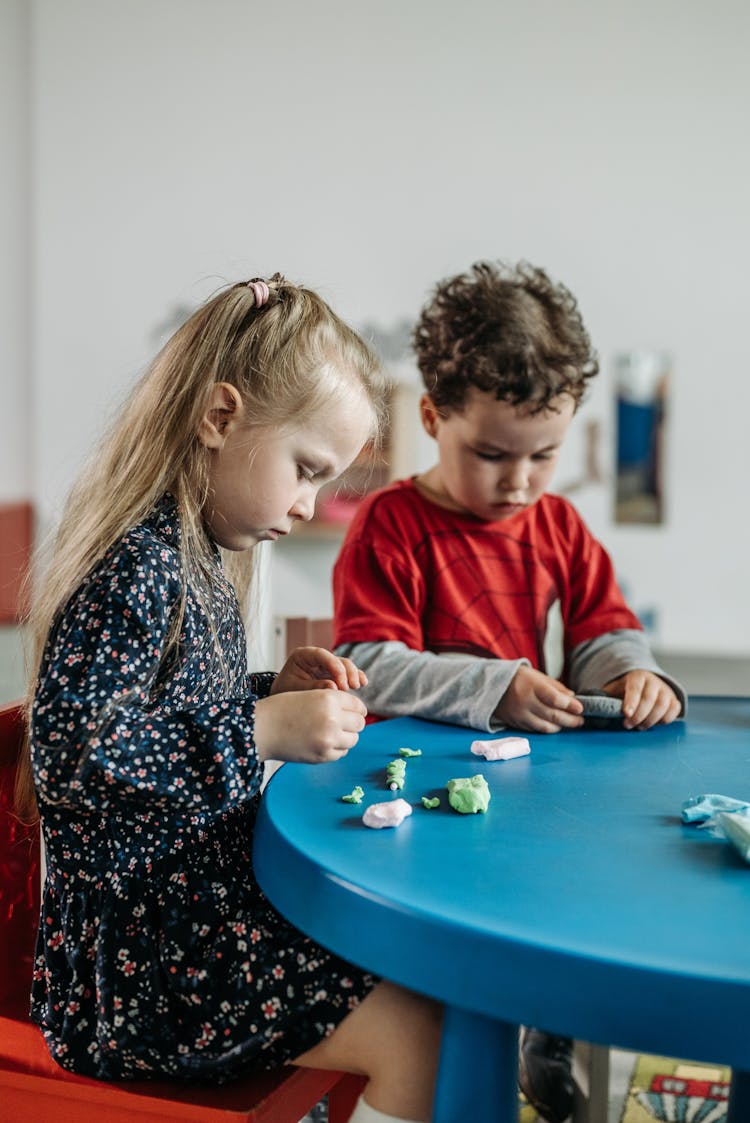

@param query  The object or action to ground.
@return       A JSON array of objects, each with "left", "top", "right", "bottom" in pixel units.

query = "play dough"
[
  {"left": 363, "top": 798, "right": 413, "bottom": 829},
  {"left": 447, "top": 775, "right": 491, "bottom": 814},
  {"left": 386, "top": 758, "right": 407, "bottom": 790},
  {"left": 471, "top": 736, "right": 530, "bottom": 761}
]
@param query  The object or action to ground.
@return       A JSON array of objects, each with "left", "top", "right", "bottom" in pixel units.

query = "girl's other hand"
[
  {"left": 254, "top": 689, "right": 368, "bottom": 764},
  {"left": 602, "top": 670, "right": 682, "bottom": 730},
  {"left": 494, "top": 665, "right": 584, "bottom": 733},
  {"left": 272, "top": 646, "right": 367, "bottom": 694}
]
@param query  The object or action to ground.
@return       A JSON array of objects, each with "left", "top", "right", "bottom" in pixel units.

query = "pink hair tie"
[{"left": 247, "top": 279, "right": 270, "bottom": 308}]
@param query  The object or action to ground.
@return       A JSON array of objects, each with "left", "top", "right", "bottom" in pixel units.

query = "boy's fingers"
[
  {"left": 552, "top": 707, "right": 585, "bottom": 729},
  {"left": 624, "top": 678, "right": 659, "bottom": 729},
  {"left": 526, "top": 716, "right": 563, "bottom": 734},
  {"left": 634, "top": 689, "right": 681, "bottom": 730},
  {"left": 539, "top": 684, "right": 582, "bottom": 713}
]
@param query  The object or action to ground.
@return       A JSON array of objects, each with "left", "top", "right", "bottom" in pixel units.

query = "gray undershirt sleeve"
[
  {"left": 335, "top": 641, "right": 529, "bottom": 732},
  {"left": 338, "top": 629, "right": 687, "bottom": 729},
  {"left": 567, "top": 629, "right": 687, "bottom": 715}
]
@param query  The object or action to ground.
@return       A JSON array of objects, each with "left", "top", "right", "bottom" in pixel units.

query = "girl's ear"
[
  {"left": 419, "top": 393, "right": 442, "bottom": 439},
  {"left": 197, "top": 383, "right": 244, "bottom": 449}
]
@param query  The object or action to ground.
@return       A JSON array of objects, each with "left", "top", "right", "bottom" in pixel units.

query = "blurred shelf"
[{"left": 281, "top": 520, "right": 350, "bottom": 542}]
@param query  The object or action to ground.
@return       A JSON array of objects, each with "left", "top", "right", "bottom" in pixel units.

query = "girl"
[{"left": 17, "top": 275, "right": 441, "bottom": 1123}]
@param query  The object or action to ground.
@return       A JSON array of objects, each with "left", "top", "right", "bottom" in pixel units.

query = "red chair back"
[{"left": 0, "top": 700, "right": 39, "bottom": 1005}]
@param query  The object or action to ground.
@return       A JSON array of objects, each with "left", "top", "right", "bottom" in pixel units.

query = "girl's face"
[
  {"left": 203, "top": 390, "right": 372, "bottom": 551},
  {"left": 419, "top": 386, "right": 575, "bottom": 522}
]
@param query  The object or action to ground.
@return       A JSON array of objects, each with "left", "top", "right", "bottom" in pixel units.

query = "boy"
[{"left": 332, "top": 261, "right": 685, "bottom": 1123}]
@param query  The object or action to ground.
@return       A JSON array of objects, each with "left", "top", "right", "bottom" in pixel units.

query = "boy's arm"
[
  {"left": 335, "top": 640, "right": 530, "bottom": 732},
  {"left": 568, "top": 629, "right": 687, "bottom": 715}
]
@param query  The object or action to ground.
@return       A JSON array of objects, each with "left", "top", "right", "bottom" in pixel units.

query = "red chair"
[{"left": 0, "top": 699, "right": 364, "bottom": 1122}]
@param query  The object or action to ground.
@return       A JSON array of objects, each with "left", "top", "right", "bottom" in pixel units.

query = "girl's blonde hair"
[{"left": 16, "top": 273, "right": 387, "bottom": 821}]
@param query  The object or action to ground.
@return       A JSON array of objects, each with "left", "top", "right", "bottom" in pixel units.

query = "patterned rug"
[
  {"left": 619, "top": 1054, "right": 731, "bottom": 1123},
  {"left": 517, "top": 1053, "right": 731, "bottom": 1122}
]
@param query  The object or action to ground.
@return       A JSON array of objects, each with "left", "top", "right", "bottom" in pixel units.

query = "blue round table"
[{"left": 253, "top": 697, "right": 750, "bottom": 1121}]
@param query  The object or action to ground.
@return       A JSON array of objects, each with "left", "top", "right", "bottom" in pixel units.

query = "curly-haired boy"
[{"left": 333, "top": 260, "right": 684, "bottom": 1122}]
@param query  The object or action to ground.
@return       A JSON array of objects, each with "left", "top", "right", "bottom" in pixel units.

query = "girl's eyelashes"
[{"left": 296, "top": 464, "right": 315, "bottom": 482}]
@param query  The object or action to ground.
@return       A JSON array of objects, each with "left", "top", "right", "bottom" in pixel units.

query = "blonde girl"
[{"left": 19, "top": 276, "right": 441, "bottom": 1123}]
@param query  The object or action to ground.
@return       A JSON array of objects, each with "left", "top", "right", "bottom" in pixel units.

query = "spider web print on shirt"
[
  {"left": 334, "top": 482, "right": 641, "bottom": 670},
  {"left": 417, "top": 528, "right": 559, "bottom": 669}
]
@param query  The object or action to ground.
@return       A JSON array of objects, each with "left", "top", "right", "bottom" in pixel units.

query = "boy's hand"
[
  {"left": 272, "top": 646, "right": 368, "bottom": 695},
  {"left": 602, "top": 671, "right": 682, "bottom": 730},
  {"left": 254, "top": 689, "right": 368, "bottom": 764},
  {"left": 494, "top": 666, "right": 584, "bottom": 733}
]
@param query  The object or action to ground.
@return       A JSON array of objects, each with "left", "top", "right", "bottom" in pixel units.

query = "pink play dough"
[
  {"left": 362, "top": 798, "right": 413, "bottom": 829},
  {"left": 470, "top": 736, "right": 531, "bottom": 761}
]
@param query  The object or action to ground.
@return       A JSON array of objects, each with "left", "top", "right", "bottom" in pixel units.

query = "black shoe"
[{"left": 518, "top": 1028, "right": 575, "bottom": 1123}]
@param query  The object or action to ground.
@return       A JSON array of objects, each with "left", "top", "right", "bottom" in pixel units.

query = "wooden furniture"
[
  {"left": 253, "top": 701, "right": 750, "bottom": 1122},
  {"left": 0, "top": 502, "right": 33, "bottom": 623},
  {"left": 275, "top": 616, "right": 334, "bottom": 653},
  {"left": 0, "top": 699, "right": 364, "bottom": 1122}
]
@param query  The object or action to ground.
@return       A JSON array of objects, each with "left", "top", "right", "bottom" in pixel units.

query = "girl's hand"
[
  {"left": 272, "top": 646, "right": 368, "bottom": 695},
  {"left": 254, "top": 689, "right": 368, "bottom": 764},
  {"left": 493, "top": 665, "right": 584, "bottom": 733},
  {"left": 602, "top": 671, "right": 682, "bottom": 730}
]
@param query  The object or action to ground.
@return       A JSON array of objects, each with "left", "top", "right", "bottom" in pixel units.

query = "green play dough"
[
  {"left": 386, "top": 759, "right": 406, "bottom": 790},
  {"left": 447, "top": 775, "right": 491, "bottom": 814},
  {"left": 421, "top": 796, "right": 440, "bottom": 809},
  {"left": 398, "top": 747, "right": 422, "bottom": 757},
  {"left": 341, "top": 785, "right": 364, "bottom": 804}
]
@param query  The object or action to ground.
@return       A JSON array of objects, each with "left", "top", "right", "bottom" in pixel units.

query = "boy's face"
[{"left": 419, "top": 387, "right": 575, "bottom": 522}]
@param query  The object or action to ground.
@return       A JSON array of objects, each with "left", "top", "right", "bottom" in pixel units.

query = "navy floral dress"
[{"left": 30, "top": 495, "right": 376, "bottom": 1082}]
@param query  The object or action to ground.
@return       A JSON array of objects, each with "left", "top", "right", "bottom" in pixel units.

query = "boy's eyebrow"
[{"left": 473, "top": 439, "right": 563, "bottom": 453}]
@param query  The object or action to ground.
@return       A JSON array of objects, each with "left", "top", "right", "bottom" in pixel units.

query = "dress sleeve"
[{"left": 31, "top": 543, "right": 263, "bottom": 814}]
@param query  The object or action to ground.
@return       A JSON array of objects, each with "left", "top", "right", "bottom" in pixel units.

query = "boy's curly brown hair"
[{"left": 413, "top": 260, "right": 599, "bottom": 413}]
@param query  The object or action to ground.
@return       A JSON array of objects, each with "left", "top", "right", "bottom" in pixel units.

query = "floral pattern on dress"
[{"left": 30, "top": 495, "right": 376, "bottom": 1083}]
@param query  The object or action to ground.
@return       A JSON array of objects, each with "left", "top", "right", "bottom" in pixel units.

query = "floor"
[{"left": 5, "top": 628, "right": 742, "bottom": 1122}]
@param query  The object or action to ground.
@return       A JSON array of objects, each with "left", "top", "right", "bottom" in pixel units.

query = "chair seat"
[
  {"left": 0, "top": 989, "right": 350, "bottom": 1122},
  {"left": 0, "top": 699, "right": 364, "bottom": 1122}
]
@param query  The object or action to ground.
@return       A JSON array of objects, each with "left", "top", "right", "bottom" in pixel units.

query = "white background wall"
[{"left": 3, "top": 0, "right": 749, "bottom": 656}]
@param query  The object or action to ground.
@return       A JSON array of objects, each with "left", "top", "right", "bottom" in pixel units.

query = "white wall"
[
  {"left": 0, "top": 0, "right": 30, "bottom": 501},
  {"left": 11, "top": 0, "right": 750, "bottom": 654}
]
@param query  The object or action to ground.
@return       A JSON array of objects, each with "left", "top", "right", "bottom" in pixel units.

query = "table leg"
[
  {"left": 433, "top": 1006, "right": 518, "bottom": 1123},
  {"left": 728, "top": 1070, "right": 750, "bottom": 1122}
]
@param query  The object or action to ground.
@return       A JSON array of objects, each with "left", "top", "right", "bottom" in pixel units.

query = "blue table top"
[{"left": 253, "top": 697, "right": 750, "bottom": 1068}]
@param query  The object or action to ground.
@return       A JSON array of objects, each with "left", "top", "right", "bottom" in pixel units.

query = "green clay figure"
[
  {"left": 341, "top": 785, "right": 364, "bottom": 804},
  {"left": 421, "top": 796, "right": 440, "bottom": 809},
  {"left": 398, "top": 747, "right": 422, "bottom": 758},
  {"left": 447, "top": 775, "right": 491, "bottom": 814},
  {"left": 386, "top": 758, "right": 407, "bottom": 791}
]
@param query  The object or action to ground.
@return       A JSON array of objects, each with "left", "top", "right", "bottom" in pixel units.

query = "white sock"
[{"left": 346, "top": 1093, "right": 425, "bottom": 1123}]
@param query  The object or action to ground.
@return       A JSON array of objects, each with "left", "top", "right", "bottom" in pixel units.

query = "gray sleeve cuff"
[
  {"left": 568, "top": 629, "right": 688, "bottom": 715},
  {"left": 336, "top": 640, "right": 529, "bottom": 732}
]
